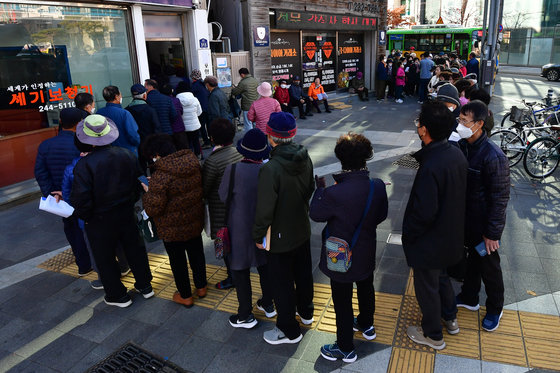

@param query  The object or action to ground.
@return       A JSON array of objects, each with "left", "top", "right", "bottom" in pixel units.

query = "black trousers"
[
  {"left": 459, "top": 246, "right": 504, "bottom": 315},
  {"left": 198, "top": 112, "right": 210, "bottom": 143},
  {"left": 289, "top": 98, "right": 312, "bottom": 117},
  {"left": 413, "top": 268, "right": 457, "bottom": 340},
  {"left": 330, "top": 273, "right": 375, "bottom": 352},
  {"left": 280, "top": 103, "right": 293, "bottom": 115},
  {"left": 85, "top": 207, "right": 153, "bottom": 301},
  {"left": 186, "top": 130, "right": 201, "bottom": 156},
  {"left": 164, "top": 236, "right": 207, "bottom": 299},
  {"left": 62, "top": 216, "right": 92, "bottom": 273},
  {"left": 311, "top": 99, "right": 329, "bottom": 113},
  {"left": 356, "top": 88, "right": 369, "bottom": 100},
  {"left": 267, "top": 239, "right": 314, "bottom": 339},
  {"left": 231, "top": 264, "right": 273, "bottom": 319},
  {"left": 376, "top": 80, "right": 387, "bottom": 100}
]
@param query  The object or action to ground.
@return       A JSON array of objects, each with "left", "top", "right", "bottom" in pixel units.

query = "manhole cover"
[
  {"left": 86, "top": 342, "right": 189, "bottom": 373},
  {"left": 392, "top": 153, "right": 419, "bottom": 170}
]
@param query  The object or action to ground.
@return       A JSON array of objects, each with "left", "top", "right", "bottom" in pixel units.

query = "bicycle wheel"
[
  {"left": 523, "top": 137, "right": 560, "bottom": 178},
  {"left": 488, "top": 129, "right": 526, "bottom": 167}
]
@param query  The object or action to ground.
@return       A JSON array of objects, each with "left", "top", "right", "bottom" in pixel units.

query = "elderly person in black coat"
[
  {"left": 402, "top": 101, "right": 468, "bottom": 350},
  {"left": 218, "top": 129, "right": 276, "bottom": 328},
  {"left": 310, "top": 133, "right": 388, "bottom": 363}
]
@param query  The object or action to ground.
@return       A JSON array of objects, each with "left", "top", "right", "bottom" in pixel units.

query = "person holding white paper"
[{"left": 307, "top": 77, "right": 331, "bottom": 114}]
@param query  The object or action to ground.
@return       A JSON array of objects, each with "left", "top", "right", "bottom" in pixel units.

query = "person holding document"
[
  {"left": 307, "top": 77, "right": 331, "bottom": 114},
  {"left": 252, "top": 112, "right": 315, "bottom": 345},
  {"left": 219, "top": 129, "right": 275, "bottom": 328}
]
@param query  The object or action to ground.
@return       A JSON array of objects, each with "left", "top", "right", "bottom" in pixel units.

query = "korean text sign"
[{"left": 275, "top": 10, "right": 378, "bottom": 31}]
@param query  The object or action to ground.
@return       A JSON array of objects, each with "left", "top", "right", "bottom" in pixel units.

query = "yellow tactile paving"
[
  {"left": 437, "top": 328, "right": 480, "bottom": 359},
  {"left": 39, "top": 248, "right": 560, "bottom": 372},
  {"left": 387, "top": 347, "right": 434, "bottom": 373},
  {"left": 480, "top": 332, "right": 527, "bottom": 366},
  {"left": 525, "top": 337, "right": 560, "bottom": 370},
  {"left": 519, "top": 311, "right": 560, "bottom": 341}
]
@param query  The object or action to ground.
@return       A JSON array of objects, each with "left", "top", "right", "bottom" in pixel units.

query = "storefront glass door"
[{"left": 302, "top": 33, "right": 336, "bottom": 92}]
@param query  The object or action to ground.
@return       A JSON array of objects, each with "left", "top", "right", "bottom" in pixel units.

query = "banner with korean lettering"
[
  {"left": 275, "top": 10, "right": 377, "bottom": 31},
  {"left": 302, "top": 35, "right": 336, "bottom": 92},
  {"left": 337, "top": 33, "right": 365, "bottom": 89},
  {"left": 270, "top": 32, "right": 301, "bottom": 84}
]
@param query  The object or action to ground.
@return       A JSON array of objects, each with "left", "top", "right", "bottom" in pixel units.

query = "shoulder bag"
[{"left": 325, "top": 179, "right": 374, "bottom": 273}]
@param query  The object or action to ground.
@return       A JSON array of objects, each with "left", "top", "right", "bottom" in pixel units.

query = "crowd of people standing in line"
[{"left": 33, "top": 59, "right": 509, "bottom": 363}]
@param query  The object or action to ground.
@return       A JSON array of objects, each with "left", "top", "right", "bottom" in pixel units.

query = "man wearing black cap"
[
  {"left": 126, "top": 84, "right": 161, "bottom": 142},
  {"left": 288, "top": 76, "right": 312, "bottom": 120},
  {"left": 35, "top": 108, "right": 92, "bottom": 276},
  {"left": 253, "top": 112, "right": 315, "bottom": 345},
  {"left": 436, "top": 83, "right": 462, "bottom": 143},
  {"left": 71, "top": 114, "right": 154, "bottom": 308}
]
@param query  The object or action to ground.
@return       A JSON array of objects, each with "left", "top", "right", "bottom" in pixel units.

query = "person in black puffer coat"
[
  {"left": 310, "top": 133, "right": 388, "bottom": 363},
  {"left": 144, "top": 79, "right": 177, "bottom": 135},
  {"left": 456, "top": 100, "right": 510, "bottom": 333}
]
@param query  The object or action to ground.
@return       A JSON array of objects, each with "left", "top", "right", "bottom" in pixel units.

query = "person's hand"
[
  {"left": 256, "top": 243, "right": 265, "bottom": 250},
  {"left": 141, "top": 183, "right": 149, "bottom": 192},
  {"left": 315, "top": 175, "right": 326, "bottom": 189},
  {"left": 51, "top": 191, "right": 62, "bottom": 202},
  {"left": 300, "top": 99, "right": 305, "bottom": 104},
  {"left": 483, "top": 236, "right": 500, "bottom": 255}
]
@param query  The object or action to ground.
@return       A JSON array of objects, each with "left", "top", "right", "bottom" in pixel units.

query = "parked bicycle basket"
[
  {"left": 510, "top": 106, "right": 530, "bottom": 123},
  {"left": 545, "top": 111, "right": 560, "bottom": 126}
]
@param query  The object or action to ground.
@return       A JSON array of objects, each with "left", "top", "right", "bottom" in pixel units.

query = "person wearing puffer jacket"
[{"left": 177, "top": 90, "right": 203, "bottom": 158}]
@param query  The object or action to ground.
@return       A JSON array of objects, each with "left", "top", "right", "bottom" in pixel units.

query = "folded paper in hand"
[{"left": 39, "top": 195, "right": 74, "bottom": 218}]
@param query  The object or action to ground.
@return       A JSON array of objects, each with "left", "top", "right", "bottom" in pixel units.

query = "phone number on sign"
[{"left": 39, "top": 102, "right": 76, "bottom": 113}]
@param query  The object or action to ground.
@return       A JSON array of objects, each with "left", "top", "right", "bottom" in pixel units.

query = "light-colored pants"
[{"left": 243, "top": 111, "right": 253, "bottom": 132}]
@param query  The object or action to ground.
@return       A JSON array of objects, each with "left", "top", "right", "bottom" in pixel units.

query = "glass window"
[
  {"left": 0, "top": 3, "right": 134, "bottom": 136},
  {"left": 404, "top": 36, "right": 418, "bottom": 50}
]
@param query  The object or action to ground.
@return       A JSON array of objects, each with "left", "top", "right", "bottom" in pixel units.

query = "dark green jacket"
[
  {"left": 252, "top": 143, "right": 315, "bottom": 253},
  {"left": 231, "top": 74, "right": 259, "bottom": 111}
]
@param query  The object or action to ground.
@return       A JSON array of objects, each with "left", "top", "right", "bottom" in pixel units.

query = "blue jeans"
[
  {"left": 419, "top": 78, "right": 431, "bottom": 102},
  {"left": 243, "top": 111, "right": 253, "bottom": 132}
]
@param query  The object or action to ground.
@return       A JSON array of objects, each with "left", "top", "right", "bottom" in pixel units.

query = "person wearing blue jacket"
[
  {"left": 376, "top": 55, "right": 388, "bottom": 101},
  {"left": 97, "top": 86, "right": 141, "bottom": 155},
  {"left": 190, "top": 69, "right": 212, "bottom": 148},
  {"left": 144, "top": 79, "right": 177, "bottom": 135},
  {"left": 466, "top": 52, "right": 480, "bottom": 79},
  {"left": 34, "top": 107, "right": 92, "bottom": 276}
]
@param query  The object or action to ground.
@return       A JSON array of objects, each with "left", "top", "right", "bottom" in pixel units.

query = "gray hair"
[
  {"left": 270, "top": 136, "right": 293, "bottom": 144},
  {"left": 133, "top": 93, "right": 145, "bottom": 100}
]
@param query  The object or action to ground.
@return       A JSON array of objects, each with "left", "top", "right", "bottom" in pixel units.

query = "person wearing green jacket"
[
  {"left": 253, "top": 112, "right": 315, "bottom": 345},
  {"left": 231, "top": 68, "right": 259, "bottom": 132}
]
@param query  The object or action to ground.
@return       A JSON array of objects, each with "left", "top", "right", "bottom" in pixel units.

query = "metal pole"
[{"left": 481, "top": 0, "right": 489, "bottom": 51}]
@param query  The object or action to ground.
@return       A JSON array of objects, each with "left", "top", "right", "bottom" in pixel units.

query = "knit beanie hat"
[
  {"left": 190, "top": 69, "right": 202, "bottom": 80},
  {"left": 266, "top": 112, "right": 297, "bottom": 139},
  {"left": 236, "top": 128, "right": 271, "bottom": 160},
  {"left": 437, "top": 83, "right": 461, "bottom": 107}
]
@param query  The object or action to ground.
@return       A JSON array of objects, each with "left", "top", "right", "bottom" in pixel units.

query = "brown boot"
[
  {"left": 173, "top": 291, "right": 193, "bottom": 308},
  {"left": 197, "top": 286, "right": 208, "bottom": 298}
]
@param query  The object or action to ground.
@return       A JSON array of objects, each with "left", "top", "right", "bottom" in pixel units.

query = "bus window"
[
  {"left": 404, "top": 36, "right": 418, "bottom": 51},
  {"left": 419, "top": 35, "right": 431, "bottom": 51}
]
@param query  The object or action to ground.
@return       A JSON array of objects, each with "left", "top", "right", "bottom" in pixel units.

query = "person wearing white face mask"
[
  {"left": 97, "top": 85, "right": 141, "bottom": 156},
  {"left": 273, "top": 79, "right": 293, "bottom": 115},
  {"left": 455, "top": 100, "right": 510, "bottom": 333}
]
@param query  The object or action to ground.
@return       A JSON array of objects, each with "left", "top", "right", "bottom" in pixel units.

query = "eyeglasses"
[{"left": 456, "top": 117, "right": 475, "bottom": 126}]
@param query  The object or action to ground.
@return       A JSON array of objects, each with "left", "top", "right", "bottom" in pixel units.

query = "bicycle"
[
  {"left": 522, "top": 129, "right": 560, "bottom": 179},
  {"left": 489, "top": 123, "right": 553, "bottom": 167},
  {"left": 500, "top": 97, "right": 560, "bottom": 131}
]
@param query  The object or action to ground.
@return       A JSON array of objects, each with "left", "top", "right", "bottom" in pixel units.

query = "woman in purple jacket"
[{"left": 310, "top": 133, "right": 388, "bottom": 363}]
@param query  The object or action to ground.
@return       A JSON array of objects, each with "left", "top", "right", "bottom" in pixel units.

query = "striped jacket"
[
  {"left": 202, "top": 145, "right": 243, "bottom": 238},
  {"left": 247, "top": 97, "right": 281, "bottom": 133}
]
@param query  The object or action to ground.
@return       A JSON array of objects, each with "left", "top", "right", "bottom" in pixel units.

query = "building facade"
[
  {"left": 0, "top": 0, "right": 212, "bottom": 187},
  {"left": 211, "top": 0, "right": 387, "bottom": 92}
]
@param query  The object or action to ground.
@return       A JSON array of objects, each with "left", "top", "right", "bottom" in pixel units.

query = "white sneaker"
[{"left": 296, "top": 312, "right": 314, "bottom": 325}]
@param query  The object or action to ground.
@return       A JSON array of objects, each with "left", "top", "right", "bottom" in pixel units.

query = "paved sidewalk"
[{"left": 1, "top": 75, "right": 559, "bottom": 372}]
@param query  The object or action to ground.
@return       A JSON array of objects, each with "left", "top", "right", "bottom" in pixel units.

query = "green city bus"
[{"left": 387, "top": 25, "right": 483, "bottom": 60}]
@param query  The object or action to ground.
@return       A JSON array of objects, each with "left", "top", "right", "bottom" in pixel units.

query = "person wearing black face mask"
[
  {"left": 288, "top": 76, "right": 313, "bottom": 119},
  {"left": 403, "top": 101, "right": 468, "bottom": 350}
]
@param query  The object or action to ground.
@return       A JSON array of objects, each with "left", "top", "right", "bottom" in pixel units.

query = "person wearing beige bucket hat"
[
  {"left": 248, "top": 82, "right": 281, "bottom": 133},
  {"left": 72, "top": 114, "right": 154, "bottom": 308}
]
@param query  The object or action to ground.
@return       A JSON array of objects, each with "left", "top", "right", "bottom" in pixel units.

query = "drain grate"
[
  {"left": 86, "top": 342, "right": 189, "bottom": 373},
  {"left": 392, "top": 153, "right": 419, "bottom": 170}
]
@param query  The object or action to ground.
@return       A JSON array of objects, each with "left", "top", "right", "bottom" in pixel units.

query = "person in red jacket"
[{"left": 274, "top": 80, "right": 292, "bottom": 115}]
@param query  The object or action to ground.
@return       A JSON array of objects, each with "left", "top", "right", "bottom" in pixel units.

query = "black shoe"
[
  {"left": 256, "top": 299, "right": 277, "bottom": 318},
  {"left": 316, "top": 109, "right": 322, "bottom": 113},
  {"left": 104, "top": 294, "right": 132, "bottom": 308},
  {"left": 305, "top": 112, "right": 313, "bottom": 116},
  {"left": 134, "top": 285, "right": 155, "bottom": 299},
  {"left": 325, "top": 109, "right": 332, "bottom": 113},
  {"left": 229, "top": 314, "right": 257, "bottom": 329},
  {"left": 215, "top": 277, "right": 234, "bottom": 290},
  {"left": 299, "top": 116, "right": 307, "bottom": 120}
]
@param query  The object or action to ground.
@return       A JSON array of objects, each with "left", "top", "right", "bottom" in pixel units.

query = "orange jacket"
[{"left": 308, "top": 83, "right": 325, "bottom": 100}]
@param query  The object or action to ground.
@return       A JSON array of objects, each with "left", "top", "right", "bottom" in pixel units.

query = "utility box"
[{"left": 481, "top": 59, "right": 496, "bottom": 88}]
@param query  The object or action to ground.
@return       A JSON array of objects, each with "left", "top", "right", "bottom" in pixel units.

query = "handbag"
[
  {"left": 325, "top": 179, "right": 374, "bottom": 273},
  {"left": 203, "top": 203, "right": 211, "bottom": 238},
  {"left": 215, "top": 164, "right": 236, "bottom": 259}
]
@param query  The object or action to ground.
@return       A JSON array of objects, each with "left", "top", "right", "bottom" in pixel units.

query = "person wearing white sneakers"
[
  {"left": 395, "top": 61, "right": 406, "bottom": 104},
  {"left": 310, "top": 133, "right": 388, "bottom": 362}
]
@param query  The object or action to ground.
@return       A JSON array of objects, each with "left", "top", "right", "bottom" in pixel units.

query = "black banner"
[
  {"left": 275, "top": 10, "right": 377, "bottom": 31},
  {"left": 270, "top": 32, "right": 301, "bottom": 83},
  {"left": 302, "top": 35, "right": 337, "bottom": 92},
  {"left": 337, "top": 33, "right": 365, "bottom": 89}
]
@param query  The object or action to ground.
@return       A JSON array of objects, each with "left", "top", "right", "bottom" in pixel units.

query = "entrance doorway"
[{"left": 146, "top": 40, "right": 188, "bottom": 88}]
